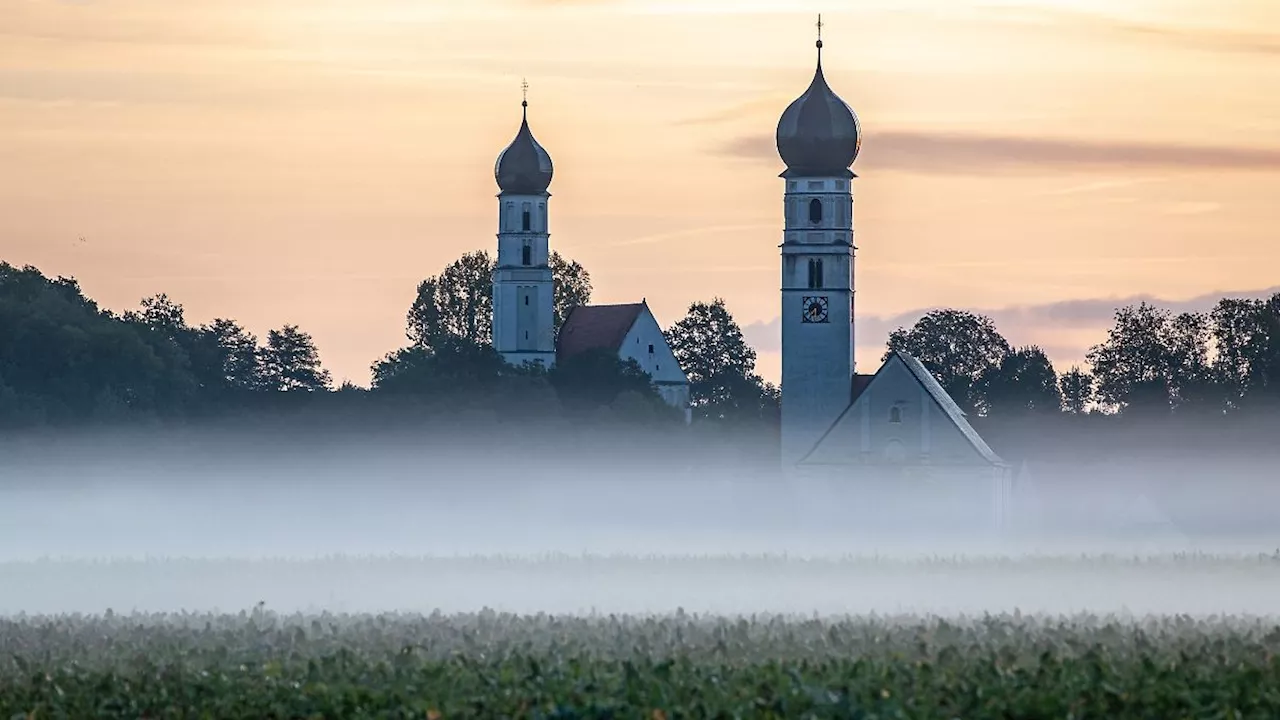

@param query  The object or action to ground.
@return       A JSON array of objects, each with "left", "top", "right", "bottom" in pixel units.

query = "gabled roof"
[
  {"left": 556, "top": 302, "right": 645, "bottom": 362},
  {"left": 798, "top": 351, "right": 1005, "bottom": 467},
  {"left": 894, "top": 351, "right": 1004, "bottom": 466}
]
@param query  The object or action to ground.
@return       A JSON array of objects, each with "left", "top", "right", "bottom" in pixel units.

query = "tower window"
[
  {"left": 809, "top": 198, "right": 823, "bottom": 224},
  {"left": 522, "top": 209, "right": 531, "bottom": 231},
  {"left": 889, "top": 406, "right": 902, "bottom": 424},
  {"left": 807, "top": 259, "right": 824, "bottom": 289},
  {"left": 648, "top": 344, "right": 654, "bottom": 354},
  {"left": 522, "top": 240, "right": 532, "bottom": 266},
  {"left": 524, "top": 295, "right": 529, "bottom": 305}
]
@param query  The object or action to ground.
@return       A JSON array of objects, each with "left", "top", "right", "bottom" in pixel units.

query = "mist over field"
[{"left": 3, "top": 424, "right": 1280, "bottom": 619}]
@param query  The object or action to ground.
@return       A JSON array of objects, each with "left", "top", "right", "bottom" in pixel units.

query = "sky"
[{"left": 2, "top": 0, "right": 1278, "bottom": 385}]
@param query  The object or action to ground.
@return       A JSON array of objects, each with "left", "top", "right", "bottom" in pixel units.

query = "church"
[
  {"left": 483, "top": 20, "right": 1011, "bottom": 526},
  {"left": 489, "top": 94, "right": 693, "bottom": 421},
  {"left": 771, "top": 23, "right": 1013, "bottom": 529}
]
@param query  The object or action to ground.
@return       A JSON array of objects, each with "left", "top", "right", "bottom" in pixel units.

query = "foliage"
[
  {"left": 885, "top": 309, "right": 1011, "bottom": 415},
  {"left": 1086, "top": 303, "right": 1214, "bottom": 414},
  {"left": 1210, "top": 293, "right": 1280, "bottom": 409},
  {"left": 665, "top": 297, "right": 778, "bottom": 423},
  {"left": 548, "top": 347, "right": 666, "bottom": 414},
  {"left": 4, "top": 605, "right": 1280, "bottom": 718},
  {"left": 260, "top": 324, "right": 332, "bottom": 392},
  {"left": 981, "top": 345, "right": 1062, "bottom": 415},
  {"left": 406, "top": 250, "right": 592, "bottom": 350},
  {"left": 1058, "top": 366, "right": 1095, "bottom": 414}
]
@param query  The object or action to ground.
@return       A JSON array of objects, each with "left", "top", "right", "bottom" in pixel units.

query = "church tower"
[
  {"left": 492, "top": 85, "right": 557, "bottom": 368},
  {"left": 775, "top": 18, "right": 863, "bottom": 467}
]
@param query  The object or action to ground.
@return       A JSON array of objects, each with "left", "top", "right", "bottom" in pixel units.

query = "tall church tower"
[
  {"left": 775, "top": 18, "right": 863, "bottom": 467},
  {"left": 492, "top": 86, "right": 557, "bottom": 368}
]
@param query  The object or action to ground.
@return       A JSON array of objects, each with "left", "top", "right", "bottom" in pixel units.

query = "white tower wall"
[
  {"left": 492, "top": 191, "right": 556, "bottom": 368},
  {"left": 780, "top": 174, "right": 857, "bottom": 467}
]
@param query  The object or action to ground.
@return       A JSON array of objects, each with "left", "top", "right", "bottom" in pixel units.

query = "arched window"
[
  {"left": 808, "top": 198, "right": 823, "bottom": 224},
  {"left": 522, "top": 240, "right": 532, "bottom": 266},
  {"left": 807, "top": 259, "right": 823, "bottom": 289},
  {"left": 522, "top": 209, "right": 531, "bottom": 231},
  {"left": 889, "top": 406, "right": 902, "bottom": 424}
]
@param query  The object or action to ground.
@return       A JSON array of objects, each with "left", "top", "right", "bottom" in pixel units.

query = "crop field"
[
  {"left": 3, "top": 553, "right": 1280, "bottom": 717},
  {"left": 4, "top": 608, "right": 1280, "bottom": 718}
]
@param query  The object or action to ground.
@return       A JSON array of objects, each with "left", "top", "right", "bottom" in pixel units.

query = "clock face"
[{"left": 802, "top": 295, "right": 829, "bottom": 323}]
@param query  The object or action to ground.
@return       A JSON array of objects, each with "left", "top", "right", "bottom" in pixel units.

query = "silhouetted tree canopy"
[
  {"left": 665, "top": 298, "right": 779, "bottom": 423},
  {"left": 406, "top": 250, "right": 591, "bottom": 349},
  {"left": 1058, "top": 366, "right": 1095, "bottom": 414},
  {"left": 885, "top": 309, "right": 1011, "bottom": 415},
  {"left": 981, "top": 345, "right": 1062, "bottom": 416}
]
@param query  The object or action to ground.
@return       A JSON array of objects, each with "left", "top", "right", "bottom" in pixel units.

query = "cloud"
[
  {"left": 741, "top": 286, "right": 1280, "bottom": 359},
  {"left": 718, "top": 131, "right": 1280, "bottom": 175}
]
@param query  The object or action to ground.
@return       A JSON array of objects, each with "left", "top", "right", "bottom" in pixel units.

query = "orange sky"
[{"left": 2, "top": 0, "right": 1278, "bottom": 385}]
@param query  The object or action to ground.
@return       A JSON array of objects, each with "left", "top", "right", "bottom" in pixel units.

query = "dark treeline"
[
  {"left": 0, "top": 254, "right": 778, "bottom": 461},
  {"left": 4, "top": 252, "right": 1279, "bottom": 462}
]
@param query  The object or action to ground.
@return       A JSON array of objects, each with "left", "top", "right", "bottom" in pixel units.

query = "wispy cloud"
[
  {"left": 741, "top": 286, "right": 1280, "bottom": 360},
  {"left": 718, "top": 131, "right": 1280, "bottom": 175}
]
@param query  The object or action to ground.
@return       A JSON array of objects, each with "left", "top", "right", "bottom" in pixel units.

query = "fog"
[{"left": 3, "top": 425, "right": 1280, "bottom": 619}]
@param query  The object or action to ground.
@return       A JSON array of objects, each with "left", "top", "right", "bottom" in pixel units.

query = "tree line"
[
  {"left": 888, "top": 296, "right": 1280, "bottom": 420},
  {"left": 4, "top": 252, "right": 1278, "bottom": 438},
  {"left": 0, "top": 255, "right": 776, "bottom": 433}
]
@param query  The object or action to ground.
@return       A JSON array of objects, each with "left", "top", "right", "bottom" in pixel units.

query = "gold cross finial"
[{"left": 521, "top": 77, "right": 529, "bottom": 105}]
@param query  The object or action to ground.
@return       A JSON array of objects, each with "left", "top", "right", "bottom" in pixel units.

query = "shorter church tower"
[
  {"left": 775, "top": 18, "right": 863, "bottom": 468},
  {"left": 492, "top": 87, "right": 557, "bottom": 368}
]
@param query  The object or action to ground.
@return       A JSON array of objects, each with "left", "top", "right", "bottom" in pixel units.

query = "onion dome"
[
  {"left": 495, "top": 98, "right": 553, "bottom": 194},
  {"left": 775, "top": 29, "right": 862, "bottom": 177}
]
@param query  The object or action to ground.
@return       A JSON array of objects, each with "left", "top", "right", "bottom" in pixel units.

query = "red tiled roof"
[{"left": 556, "top": 303, "right": 645, "bottom": 362}]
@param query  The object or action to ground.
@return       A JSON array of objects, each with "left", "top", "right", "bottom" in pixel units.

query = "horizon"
[{"left": 3, "top": 0, "right": 1278, "bottom": 386}]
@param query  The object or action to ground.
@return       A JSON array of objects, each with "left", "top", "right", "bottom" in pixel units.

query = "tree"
[
  {"left": 664, "top": 298, "right": 777, "bottom": 422},
  {"left": 1085, "top": 302, "right": 1213, "bottom": 414},
  {"left": 371, "top": 336, "right": 510, "bottom": 396},
  {"left": 549, "top": 252, "right": 592, "bottom": 337},
  {"left": 0, "top": 264, "right": 196, "bottom": 424},
  {"left": 1209, "top": 294, "right": 1280, "bottom": 409},
  {"left": 549, "top": 347, "right": 664, "bottom": 413},
  {"left": 198, "top": 318, "right": 264, "bottom": 391},
  {"left": 1058, "top": 366, "right": 1095, "bottom": 414},
  {"left": 260, "top": 324, "right": 331, "bottom": 392},
  {"left": 406, "top": 250, "right": 592, "bottom": 349},
  {"left": 981, "top": 345, "right": 1061, "bottom": 416},
  {"left": 884, "top": 309, "right": 1011, "bottom": 415}
]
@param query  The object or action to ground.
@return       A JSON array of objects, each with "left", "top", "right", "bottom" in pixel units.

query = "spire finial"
[
  {"left": 521, "top": 77, "right": 529, "bottom": 109},
  {"left": 815, "top": 13, "right": 824, "bottom": 61}
]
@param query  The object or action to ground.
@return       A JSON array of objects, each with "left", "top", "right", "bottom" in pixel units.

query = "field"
[
  {"left": 4, "top": 608, "right": 1280, "bottom": 718},
  {"left": 5, "top": 554, "right": 1280, "bottom": 717}
]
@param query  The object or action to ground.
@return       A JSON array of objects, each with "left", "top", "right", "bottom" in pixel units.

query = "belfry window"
[
  {"left": 522, "top": 209, "right": 531, "bottom": 231},
  {"left": 807, "top": 259, "right": 823, "bottom": 289},
  {"left": 808, "top": 198, "right": 823, "bottom": 224},
  {"left": 522, "top": 240, "right": 532, "bottom": 266}
]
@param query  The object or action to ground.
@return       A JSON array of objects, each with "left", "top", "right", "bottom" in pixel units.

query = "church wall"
[
  {"left": 617, "top": 306, "right": 691, "bottom": 417},
  {"left": 859, "top": 359, "right": 993, "bottom": 467}
]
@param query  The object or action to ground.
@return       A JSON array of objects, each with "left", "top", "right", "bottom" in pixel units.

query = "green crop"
[{"left": 4, "top": 608, "right": 1280, "bottom": 719}]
